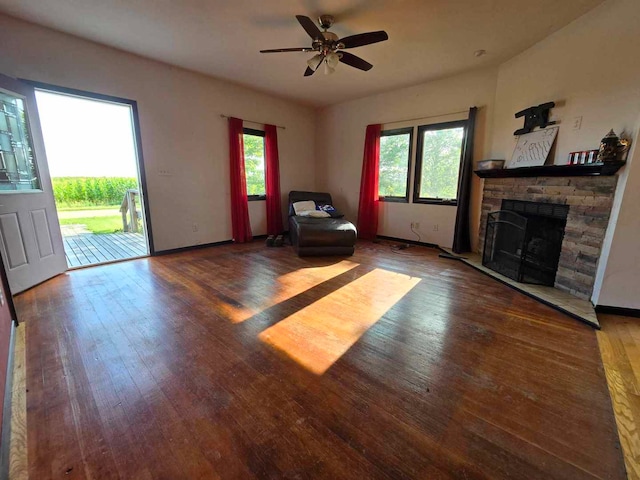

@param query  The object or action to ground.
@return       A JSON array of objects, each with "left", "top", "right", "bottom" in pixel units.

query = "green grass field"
[
  {"left": 57, "top": 205, "right": 120, "bottom": 212},
  {"left": 59, "top": 215, "right": 123, "bottom": 234}
]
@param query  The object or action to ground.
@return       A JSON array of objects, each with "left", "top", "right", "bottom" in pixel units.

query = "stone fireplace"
[{"left": 479, "top": 175, "right": 617, "bottom": 300}]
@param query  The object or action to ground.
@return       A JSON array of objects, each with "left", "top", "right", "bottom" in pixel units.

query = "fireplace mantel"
[{"left": 474, "top": 161, "right": 625, "bottom": 179}]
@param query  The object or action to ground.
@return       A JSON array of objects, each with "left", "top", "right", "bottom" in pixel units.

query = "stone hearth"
[{"left": 479, "top": 176, "right": 617, "bottom": 300}]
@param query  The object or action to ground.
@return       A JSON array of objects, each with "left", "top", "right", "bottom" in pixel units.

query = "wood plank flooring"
[
  {"left": 9, "top": 322, "right": 27, "bottom": 480},
  {"left": 598, "top": 314, "right": 640, "bottom": 479},
  {"left": 14, "top": 241, "right": 627, "bottom": 479},
  {"left": 61, "top": 227, "right": 147, "bottom": 268}
]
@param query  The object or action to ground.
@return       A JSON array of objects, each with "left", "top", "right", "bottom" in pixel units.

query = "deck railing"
[{"left": 120, "top": 189, "right": 141, "bottom": 233}]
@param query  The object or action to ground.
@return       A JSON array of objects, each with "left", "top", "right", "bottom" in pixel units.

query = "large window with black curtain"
[
  {"left": 413, "top": 120, "right": 467, "bottom": 205},
  {"left": 359, "top": 109, "right": 476, "bottom": 249},
  {"left": 242, "top": 128, "right": 266, "bottom": 200},
  {"left": 378, "top": 127, "right": 413, "bottom": 203}
]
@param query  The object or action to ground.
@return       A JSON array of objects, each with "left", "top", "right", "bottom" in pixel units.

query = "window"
[
  {"left": 378, "top": 127, "right": 413, "bottom": 202},
  {"left": 413, "top": 121, "right": 466, "bottom": 205},
  {"left": 0, "top": 91, "right": 41, "bottom": 191},
  {"left": 243, "top": 128, "right": 265, "bottom": 200}
]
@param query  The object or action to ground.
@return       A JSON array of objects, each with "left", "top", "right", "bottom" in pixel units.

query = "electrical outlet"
[
  {"left": 433, "top": 224, "right": 439, "bottom": 232},
  {"left": 192, "top": 223, "right": 198, "bottom": 232},
  {"left": 572, "top": 116, "right": 583, "bottom": 131},
  {"left": 413, "top": 222, "right": 420, "bottom": 229}
]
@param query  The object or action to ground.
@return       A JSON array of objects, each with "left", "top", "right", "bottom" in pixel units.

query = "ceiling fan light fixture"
[
  {"left": 307, "top": 54, "right": 323, "bottom": 71},
  {"left": 326, "top": 52, "right": 340, "bottom": 69},
  {"left": 262, "top": 14, "right": 389, "bottom": 77},
  {"left": 323, "top": 60, "right": 335, "bottom": 75}
]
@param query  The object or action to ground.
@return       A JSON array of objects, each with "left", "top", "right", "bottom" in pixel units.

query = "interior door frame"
[{"left": 21, "top": 80, "right": 155, "bottom": 256}]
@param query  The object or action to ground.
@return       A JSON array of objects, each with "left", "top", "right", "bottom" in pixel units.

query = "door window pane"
[
  {"left": 0, "top": 91, "right": 40, "bottom": 191},
  {"left": 379, "top": 128, "right": 412, "bottom": 201}
]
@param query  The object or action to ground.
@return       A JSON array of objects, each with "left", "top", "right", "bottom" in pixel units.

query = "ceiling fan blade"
[
  {"left": 339, "top": 31, "right": 388, "bottom": 49},
  {"left": 304, "top": 66, "right": 317, "bottom": 77},
  {"left": 260, "top": 47, "right": 313, "bottom": 53},
  {"left": 338, "top": 51, "right": 373, "bottom": 71},
  {"left": 296, "top": 15, "right": 323, "bottom": 40}
]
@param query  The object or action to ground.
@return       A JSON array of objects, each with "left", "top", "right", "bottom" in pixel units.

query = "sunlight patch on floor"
[
  {"left": 223, "top": 260, "right": 359, "bottom": 323},
  {"left": 259, "top": 268, "right": 421, "bottom": 374}
]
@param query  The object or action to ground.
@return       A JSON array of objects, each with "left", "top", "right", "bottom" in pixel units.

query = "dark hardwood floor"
[{"left": 15, "top": 241, "right": 626, "bottom": 479}]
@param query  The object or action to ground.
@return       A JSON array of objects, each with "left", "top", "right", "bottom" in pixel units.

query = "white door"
[{"left": 0, "top": 73, "right": 66, "bottom": 293}]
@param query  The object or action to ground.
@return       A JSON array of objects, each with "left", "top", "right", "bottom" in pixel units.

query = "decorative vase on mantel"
[{"left": 596, "top": 129, "right": 619, "bottom": 163}]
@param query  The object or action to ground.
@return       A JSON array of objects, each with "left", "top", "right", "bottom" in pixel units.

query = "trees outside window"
[
  {"left": 243, "top": 128, "right": 265, "bottom": 199},
  {"left": 378, "top": 127, "right": 412, "bottom": 202},
  {"left": 414, "top": 121, "right": 466, "bottom": 205}
]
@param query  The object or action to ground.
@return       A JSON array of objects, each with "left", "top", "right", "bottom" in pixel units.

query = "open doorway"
[{"left": 33, "top": 88, "right": 150, "bottom": 268}]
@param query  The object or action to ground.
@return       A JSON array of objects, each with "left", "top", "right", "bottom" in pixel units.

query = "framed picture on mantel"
[{"left": 507, "top": 126, "right": 559, "bottom": 169}]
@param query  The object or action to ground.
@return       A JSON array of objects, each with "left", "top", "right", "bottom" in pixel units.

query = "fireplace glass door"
[
  {"left": 483, "top": 200, "right": 569, "bottom": 286},
  {"left": 483, "top": 210, "right": 527, "bottom": 281}
]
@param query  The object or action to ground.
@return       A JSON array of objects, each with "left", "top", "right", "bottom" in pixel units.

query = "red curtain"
[
  {"left": 264, "top": 124, "right": 283, "bottom": 236},
  {"left": 228, "top": 117, "right": 253, "bottom": 243},
  {"left": 357, "top": 124, "right": 382, "bottom": 240}
]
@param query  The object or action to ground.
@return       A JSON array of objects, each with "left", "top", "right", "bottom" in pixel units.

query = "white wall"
[
  {"left": 0, "top": 14, "right": 316, "bottom": 252},
  {"left": 490, "top": 0, "right": 640, "bottom": 165},
  {"left": 316, "top": 67, "right": 497, "bottom": 249},
  {"left": 488, "top": 0, "right": 640, "bottom": 308},
  {"left": 593, "top": 116, "right": 640, "bottom": 308}
]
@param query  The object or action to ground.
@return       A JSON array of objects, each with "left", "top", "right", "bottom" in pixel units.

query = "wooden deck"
[{"left": 61, "top": 225, "right": 147, "bottom": 267}]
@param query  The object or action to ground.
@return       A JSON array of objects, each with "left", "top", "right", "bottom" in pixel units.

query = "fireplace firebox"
[{"left": 483, "top": 200, "right": 569, "bottom": 286}]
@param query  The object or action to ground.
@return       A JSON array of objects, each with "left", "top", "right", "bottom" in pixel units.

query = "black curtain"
[{"left": 452, "top": 106, "right": 478, "bottom": 254}]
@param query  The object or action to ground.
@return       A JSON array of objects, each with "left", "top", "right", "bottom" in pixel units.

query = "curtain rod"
[
  {"left": 219, "top": 114, "right": 286, "bottom": 130},
  {"left": 382, "top": 109, "right": 471, "bottom": 126}
]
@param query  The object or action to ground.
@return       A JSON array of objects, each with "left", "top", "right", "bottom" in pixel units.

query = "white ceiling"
[{"left": 0, "top": 0, "right": 603, "bottom": 107}]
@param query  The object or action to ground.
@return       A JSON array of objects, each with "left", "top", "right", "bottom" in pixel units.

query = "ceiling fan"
[{"left": 260, "top": 15, "right": 388, "bottom": 76}]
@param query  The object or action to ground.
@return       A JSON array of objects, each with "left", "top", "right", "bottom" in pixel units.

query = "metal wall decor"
[{"left": 514, "top": 102, "right": 556, "bottom": 135}]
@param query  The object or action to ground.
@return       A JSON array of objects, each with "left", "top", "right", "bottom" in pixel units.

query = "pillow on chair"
[
  {"left": 293, "top": 200, "right": 316, "bottom": 215},
  {"left": 299, "top": 210, "right": 331, "bottom": 218}
]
